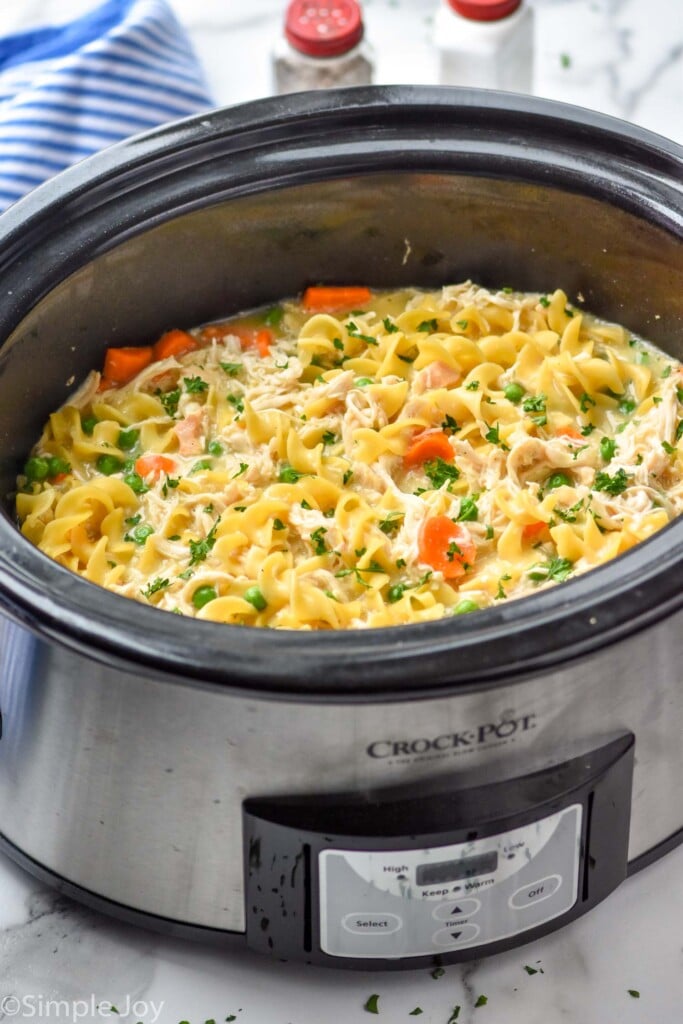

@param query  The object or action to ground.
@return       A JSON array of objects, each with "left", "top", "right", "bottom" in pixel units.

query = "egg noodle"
[{"left": 16, "top": 282, "right": 683, "bottom": 629}]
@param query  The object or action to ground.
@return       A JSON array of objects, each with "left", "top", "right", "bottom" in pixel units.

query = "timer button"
[
  {"left": 341, "top": 912, "right": 403, "bottom": 935},
  {"left": 433, "top": 898, "right": 481, "bottom": 921},
  {"left": 432, "top": 923, "right": 480, "bottom": 946},
  {"left": 509, "top": 874, "right": 563, "bottom": 910}
]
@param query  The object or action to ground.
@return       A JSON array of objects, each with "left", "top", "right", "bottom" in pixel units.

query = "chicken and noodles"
[{"left": 16, "top": 282, "right": 683, "bottom": 629}]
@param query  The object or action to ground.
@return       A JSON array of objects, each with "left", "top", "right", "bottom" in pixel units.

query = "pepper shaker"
[{"left": 272, "top": 0, "right": 375, "bottom": 95}]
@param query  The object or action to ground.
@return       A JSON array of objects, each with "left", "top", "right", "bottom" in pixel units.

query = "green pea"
[
  {"left": 117, "top": 427, "right": 140, "bottom": 451},
  {"left": 387, "top": 584, "right": 406, "bottom": 603},
  {"left": 23, "top": 456, "right": 50, "bottom": 482},
  {"left": 192, "top": 585, "right": 218, "bottom": 610},
  {"left": 454, "top": 599, "right": 479, "bottom": 615},
  {"left": 96, "top": 453, "right": 125, "bottom": 476},
  {"left": 123, "top": 471, "right": 148, "bottom": 495},
  {"left": 127, "top": 523, "right": 154, "bottom": 544},
  {"left": 243, "top": 585, "right": 267, "bottom": 611},
  {"left": 207, "top": 439, "right": 224, "bottom": 456},
  {"left": 46, "top": 456, "right": 71, "bottom": 478},
  {"left": 504, "top": 382, "right": 525, "bottom": 403},
  {"left": 81, "top": 415, "right": 98, "bottom": 436},
  {"left": 546, "top": 471, "right": 572, "bottom": 490}
]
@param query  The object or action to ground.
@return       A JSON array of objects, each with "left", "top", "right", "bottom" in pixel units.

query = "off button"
[
  {"left": 342, "top": 912, "right": 403, "bottom": 935},
  {"left": 509, "top": 874, "right": 563, "bottom": 910}
]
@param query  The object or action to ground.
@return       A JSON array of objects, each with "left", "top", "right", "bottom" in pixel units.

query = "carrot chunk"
[
  {"left": 153, "top": 329, "right": 200, "bottom": 361},
  {"left": 418, "top": 517, "right": 476, "bottom": 579},
  {"left": 302, "top": 286, "right": 372, "bottom": 312},
  {"left": 135, "top": 454, "right": 176, "bottom": 481},
  {"left": 404, "top": 431, "right": 454, "bottom": 469},
  {"left": 102, "top": 346, "right": 153, "bottom": 386},
  {"left": 522, "top": 520, "right": 548, "bottom": 540}
]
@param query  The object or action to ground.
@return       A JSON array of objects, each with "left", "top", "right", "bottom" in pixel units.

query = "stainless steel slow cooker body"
[{"left": 0, "top": 88, "right": 680, "bottom": 969}]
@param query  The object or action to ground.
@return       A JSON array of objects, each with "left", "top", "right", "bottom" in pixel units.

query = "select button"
[{"left": 342, "top": 912, "right": 402, "bottom": 935}]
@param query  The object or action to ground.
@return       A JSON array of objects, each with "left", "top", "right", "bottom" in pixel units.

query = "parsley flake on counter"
[
  {"left": 447, "top": 1006, "right": 461, "bottom": 1022},
  {"left": 474, "top": 994, "right": 488, "bottom": 1008},
  {"left": 627, "top": 989, "right": 640, "bottom": 999},
  {"left": 409, "top": 1009, "right": 423, "bottom": 1017},
  {"left": 431, "top": 967, "right": 445, "bottom": 980},
  {"left": 523, "top": 964, "right": 539, "bottom": 975},
  {"left": 364, "top": 993, "right": 380, "bottom": 1014}
]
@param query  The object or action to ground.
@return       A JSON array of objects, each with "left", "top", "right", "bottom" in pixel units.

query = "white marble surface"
[{"left": 1, "top": 1, "right": 682, "bottom": 1022}]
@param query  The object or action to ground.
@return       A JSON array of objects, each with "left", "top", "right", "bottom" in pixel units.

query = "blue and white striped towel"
[{"left": 0, "top": 0, "right": 213, "bottom": 212}]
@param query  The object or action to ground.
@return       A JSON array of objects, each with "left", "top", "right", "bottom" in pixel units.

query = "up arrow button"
[{"left": 433, "top": 897, "right": 481, "bottom": 922}]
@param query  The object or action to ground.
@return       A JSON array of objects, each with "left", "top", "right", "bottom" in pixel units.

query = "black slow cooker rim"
[{"left": 0, "top": 86, "right": 681, "bottom": 701}]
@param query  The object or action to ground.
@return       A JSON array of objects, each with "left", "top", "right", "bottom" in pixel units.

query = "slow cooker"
[{"left": 0, "top": 87, "right": 680, "bottom": 970}]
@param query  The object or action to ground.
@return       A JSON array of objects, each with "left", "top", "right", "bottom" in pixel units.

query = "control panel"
[
  {"left": 243, "top": 733, "right": 633, "bottom": 967},
  {"left": 319, "top": 804, "right": 580, "bottom": 958}
]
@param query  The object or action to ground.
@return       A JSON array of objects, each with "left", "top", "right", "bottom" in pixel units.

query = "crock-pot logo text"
[{"left": 367, "top": 711, "right": 537, "bottom": 762}]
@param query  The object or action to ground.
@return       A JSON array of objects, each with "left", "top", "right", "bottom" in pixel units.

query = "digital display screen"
[{"left": 416, "top": 851, "right": 498, "bottom": 886}]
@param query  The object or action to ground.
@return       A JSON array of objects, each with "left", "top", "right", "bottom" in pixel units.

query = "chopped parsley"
[
  {"left": 528, "top": 556, "right": 574, "bottom": 583},
  {"left": 522, "top": 393, "right": 547, "bottom": 426},
  {"left": 553, "top": 499, "right": 584, "bottom": 523},
  {"left": 157, "top": 387, "right": 180, "bottom": 417},
  {"left": 600, "top": 436, "right": 618, "bottom": 461},
  {"left": 279, "top": 464, "right": 305, "bottom": 483},
  {"left": 363, "top": 993, "right": 380, "bottom": 1014},
  {"left": 141, "top": 577, "right": 169, "bottom": 598},
  {"left": 662, "top": 440, "right": 676, "bottom": 455},
  {"left": 382, "top": 317, "right": 399, "bottom": 333},
  {"left": 594, "top": 468, "right": 630, "bottom": 495},
  {"left": 333, "top": 336, "right": 345, "bottom": 350},
  {"left": 379, "top": 512, "right": 403, "bottom": 535},
  {"left": 232, "top": 462, "right": 248, "bottom": 478},
  {"left": 227, "top": 393, "right": 244, "bottom": 414},
  {"left": 579, "top": 392, "right": 596, "bottom": 413},
  {"left": 190, "top": 459, "right": 212, "bottom": 474},
  {"left": 161, "top": 475, "right": 179, "bottom": 497},
  {"left": 321, "top": 430, "right": 337, "bottom": 446},
  {"left": 263, "top": 305, "right": 284, "bottom": 327},
  {"left": 441, "top": 414, "right": 460, "bottom": 434},
  {"left": 580, "top": 423, "right": 596, "bottom": 436},
  {"left": 485, "top": 423, "right": 508, "bottom": 447},
  {"left": 456, "top": 495, "right": 479, "bottom": 522},
  {"left": 539, "top": 295, "right": 550, "bottom": 308},
  {"left": 188, "top": 518, "right": 221, "bottom": 565},
  {"left": 417, "top": 318, "right": 438, "bottom": 333},
  {"left": 424, "top": 457, "right": 460, "bottom": 490},
  {"left": 347, "top": 321, "right": 377, "bottom": 346},
  {"left": 220, "top": 361, "right": 242, "bottom": 377},
  {"left": 465, "top": 380, "right": 479, "bottom": 391},
  {"left": 456, "top": 319, "right": 469, "bottom": 330},
  {"left": 273, "top": 518, "right": 286, "bottom": 531},
  {"left": 676, "top": 419, "right": 683, "bottom": 442},
  {"left": 184, "top": 375, "right": 208, "bottom": 394},
  {"left": 310, "top": 527, "right": 328, "bottom": 555},
  {"left": 343, "top": 468, "right": 354, "bottom": 485},
  {"left": 546, "top": 471, "right": 572, "bottom": 490}
]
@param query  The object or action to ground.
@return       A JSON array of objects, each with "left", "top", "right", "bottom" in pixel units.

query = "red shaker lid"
[
  {"left": 447, "top": 0, "right": 522, "bottom": 20},
  {"left": 285, "top": 0, "right": 365, "bottom": 57}
]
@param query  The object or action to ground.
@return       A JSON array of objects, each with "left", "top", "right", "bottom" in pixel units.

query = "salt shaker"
[
  {"left": 433, "top": 0, "right": 534, "bottom": 94},
  {"left": 272, "top": 0, "right": 374, "bottom": 95}
]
